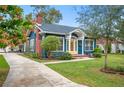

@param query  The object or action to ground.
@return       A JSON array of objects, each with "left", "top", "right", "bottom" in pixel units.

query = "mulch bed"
[{"left": 100, "top": 67, "right": 124, "bottom": 75}]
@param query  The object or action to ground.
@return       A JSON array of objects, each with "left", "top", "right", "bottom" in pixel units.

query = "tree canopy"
[
  {"left": 31, "top": 5, "right": 62, "bottom": 24},
  {"left": 0, "top": 5, "right": 34, "bottom": 49},
  {"left": 76, "top": 6, "right": 124, "bottom": 39},
  {"left": 41, "top": 36, "right": 60, "bottom": 58},
  {"left": 76, "top": 5, "right": 124, "bottom": 69}
]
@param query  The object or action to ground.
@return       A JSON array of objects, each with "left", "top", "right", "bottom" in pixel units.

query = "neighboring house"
[
  {"left": 97, "top": 39, "right": 124, "bottom": 53},
  {"left": 26, "top": 15, "right": 96, "bottom": 58},
  {"left": 111, "top": 40, "right": 124, "bottom": 53}
]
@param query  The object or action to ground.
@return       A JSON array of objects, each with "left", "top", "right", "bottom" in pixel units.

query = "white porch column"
[
  {"left": 68, "top": 34, "right": 71, "bottom": 52},
  {"left": 63, "top": 37, "right": 65, "bottom": 51},
  {"left": 74, "top": 39, "right": 75, "bottom": 51}
]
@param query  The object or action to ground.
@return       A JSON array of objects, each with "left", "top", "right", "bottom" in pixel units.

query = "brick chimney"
[
  {"left": 36, "top": 13, "right": 42, "bottom": 25},
  {"left": 35, "top": 14, "right": 42, "bottom": 57}
]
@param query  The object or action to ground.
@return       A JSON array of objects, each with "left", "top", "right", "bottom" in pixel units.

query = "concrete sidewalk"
[{"left": 1, "top": 53, "right": 87, "bottom": 87}]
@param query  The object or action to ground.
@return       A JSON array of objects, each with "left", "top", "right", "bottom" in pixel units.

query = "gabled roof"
[{"left": 39, "top": 24, "right": 79, "bottom": 34}]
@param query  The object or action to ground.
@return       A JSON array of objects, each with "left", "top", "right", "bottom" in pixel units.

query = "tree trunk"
[
  {"left": 47, "top": 51, "right": 51, "bottom": 59},
  {"left": 104, "top": 38, "right": 109, "bottom": 70}
]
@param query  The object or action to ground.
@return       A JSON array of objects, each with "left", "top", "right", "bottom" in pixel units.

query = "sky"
[{"left": 20, "top": 5, "right": 81, "bottom": 27}]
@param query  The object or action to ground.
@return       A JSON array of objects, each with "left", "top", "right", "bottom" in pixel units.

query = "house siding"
[
  {"left": 64, "top": 38, "right": 66, "bottom": 52},
  {"left": 41, "top": 33, "right": 66, "bottom": 58},
  {"left": 41, "top": 34, "right": 47, "bottom": 58},
  {"left": 28, "top": 32, "right": 96, "bottom": 57},
  {"left": 94, "top": 39, "right": 96, "bottom": 49},
  {"left": 29, "top": 32, "right": 36, "bottom": 52}
]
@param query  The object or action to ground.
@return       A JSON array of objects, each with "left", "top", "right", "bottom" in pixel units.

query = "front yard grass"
[
  {"left": 0, "top": 55, "right": 9, "bottom": 86},
  {"left": 47, "top": 54, "right": 124, "bottom": 87}
]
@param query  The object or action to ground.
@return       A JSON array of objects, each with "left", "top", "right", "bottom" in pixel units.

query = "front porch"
[{"left": 65, "top": 29, "right": 85, "bottom": 55}]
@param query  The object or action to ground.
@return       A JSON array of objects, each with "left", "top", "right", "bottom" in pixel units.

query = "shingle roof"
[{"left": 40, "top": 24, "right": 78, "bottom": 34}]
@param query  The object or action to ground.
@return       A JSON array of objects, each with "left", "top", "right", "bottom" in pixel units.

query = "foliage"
[
  {"left": 24, "top": 53, "right": 39, "bottom": 58},
  {"left": 51, "top": 51, "right": 72, "bottom": 60},
  {"left": 31, "top": 5, "right": 62, "bottom": 24},
  {"left": 58, "top": 52, "right": 72, "bottom": 60},
  {"left": 93, "top": 48, "right": 102, "bottom": 58},
  {"left": 93, "top": 48, "right": 102, "bottom": 53},
  {"left": 0, "top": 5, "right": 34, "bottom": 49},
  {"left": 41, "top": 36, "right": 60, "bottom": 58},
  {"left": 115, "top": 19, "right": 124, "bottom": 42},
  {"left": 93, "top": 53, "right": 102, "bottom": 58},
  {"left": 116, "top": 66, "right": 124, "bottom": 72},
  {"left": 76, "top": 5, "right": 124, "bottom": 69}
]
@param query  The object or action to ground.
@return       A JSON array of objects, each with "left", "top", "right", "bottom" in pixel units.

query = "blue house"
[{"left": 28, "top": 23, "right": 96, "bottom": 58}]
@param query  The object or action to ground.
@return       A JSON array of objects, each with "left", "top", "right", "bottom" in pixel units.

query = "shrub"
[
  {"left": 116, "top": 66, "right": 124, "bottom": 72},
  {"left": 93, "top": 53, "right": 102, "bottom": 58},
  {"left": 58, "top": 52, "right": 72, "bottom": 60},
  {"left": 31, "top": 53, "right": 39, "bottom": 58},
  {"left": 25, "top": 53, "right": 39, "bottom": 58},
  {"left": 93, "top": 48, "right": 102, "bottom": 58},
  {"left": 41, "top": 36, "right": 60, "bottom": 59},
  {"left": 51, "top": 51, "right": 72, "bottom": 60},
  {"left": 94, "top": 48, "right": 102, "bottom": 53}
]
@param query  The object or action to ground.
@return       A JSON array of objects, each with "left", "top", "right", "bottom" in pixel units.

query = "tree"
[
  {"left": 31, "top": 5, "right": 62, "bottom": 24},
  {"left": 0, "top": 5, "right": 34, "bottom": 51},
  {"left": 41, "top": 36, "right": 60, "bottom": 59},
  {"left": 76, "top": 5, "right": 124, "bottom": 69},
  {"left": 116, "top": 20, "right": 124, "bottom": 42}
]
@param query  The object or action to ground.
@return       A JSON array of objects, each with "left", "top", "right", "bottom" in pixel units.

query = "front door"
[{"left": 78, "top": 40, "right": 82, "bottom": 54}]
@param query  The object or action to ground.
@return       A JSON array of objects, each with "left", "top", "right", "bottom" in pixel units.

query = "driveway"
[{"left": 2, "top": 53, "right": 86, "bottom": 87}]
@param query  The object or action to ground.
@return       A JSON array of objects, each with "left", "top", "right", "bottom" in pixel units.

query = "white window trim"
[
  {"left": 57, "top": 37, "right": 64, "bottom": 51},
  {"left": 85, "top": 39, "right": 94, "bottom": 51}
]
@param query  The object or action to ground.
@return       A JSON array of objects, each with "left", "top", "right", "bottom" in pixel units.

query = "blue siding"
[
  {"left": 94, "top": 39, "right": 96, "bottom": 49},
  {"left": 64, "top": 38, "right": 66, "bottom": 52},
  {"left": 29, "top": 32, "right": 36, "bottom": 39},
  {"left": 29, "top": 32, "right": 36, "bottom": 53}
]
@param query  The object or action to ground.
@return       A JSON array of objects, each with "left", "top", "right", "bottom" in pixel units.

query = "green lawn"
[
  {"left": 47, "top": 54, "right": 124, "bottom": 87},
  {"left": 0, "top": 55, "right": 9, "bottom": 87}
]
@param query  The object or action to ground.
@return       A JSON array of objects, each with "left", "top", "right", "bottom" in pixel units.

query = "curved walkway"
[
  {"left": 43, "top": 58, "right": 94, "bottom": 65},
  {"left": 2, "top": 53, "right": 86, "bottom": 87}
]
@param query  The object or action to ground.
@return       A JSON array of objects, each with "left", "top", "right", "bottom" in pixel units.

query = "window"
[
  {"left": 85, "top": 39, "right": 94, "bottom": 50},
  {"left": 58, "top": 37, "right": 63, "bottom": 51},
  {"left": 66, "top": 39, "right": 68, "bottom": 51}
]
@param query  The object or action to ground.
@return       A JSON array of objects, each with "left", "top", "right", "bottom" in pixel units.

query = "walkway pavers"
[{"left": 2, "top": 53, "right": 86, "bottom": 87}]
